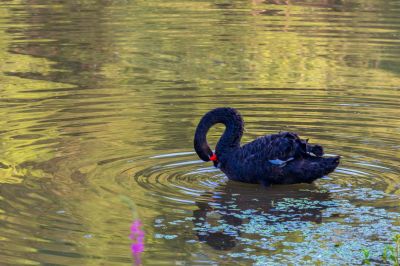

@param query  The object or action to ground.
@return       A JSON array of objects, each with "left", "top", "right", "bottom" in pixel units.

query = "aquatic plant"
[
  {"left": 361, "top": 234, "right": 400, "bottom": 265},
  {"left": 382, "top": 234, "right": 400, "bottom": 266},
  {"left": 361, "top": 248, "right": 370, "bottom": 265}
]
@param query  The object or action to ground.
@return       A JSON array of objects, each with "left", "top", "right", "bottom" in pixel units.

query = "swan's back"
[
  {"left": 241, "top": 132, "right": 308, "bottom": 161},
  {"left": 221, "top": 132, "right": 340, "bottom": 185}
]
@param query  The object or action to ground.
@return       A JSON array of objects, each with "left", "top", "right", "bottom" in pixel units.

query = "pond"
[{"left": 0, "top": 0, "right": 399, "bottom": 265}]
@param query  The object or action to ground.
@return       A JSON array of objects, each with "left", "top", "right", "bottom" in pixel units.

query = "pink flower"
[
  {"left": 131, "top": 242, "right": 144, "bottom": 253},
  {"left": 130, "top": 220, "right": 145, "bottom": 239},
  {"left": 130, "top": 219, "right": 145, "bottom": 265}
]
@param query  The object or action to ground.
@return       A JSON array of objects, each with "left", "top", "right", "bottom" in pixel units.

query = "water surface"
[{"left": 0, "top": 0, "right": 400, "bottom": 265}]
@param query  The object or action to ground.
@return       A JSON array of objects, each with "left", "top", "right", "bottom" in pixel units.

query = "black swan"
[{"left": 194, "top": 107, "right": 340, "bottom": 186}]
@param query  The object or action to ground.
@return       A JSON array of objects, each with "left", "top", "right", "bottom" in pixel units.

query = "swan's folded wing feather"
[{"left": 241, "top": 132, "right": 306, "bottom": 162}]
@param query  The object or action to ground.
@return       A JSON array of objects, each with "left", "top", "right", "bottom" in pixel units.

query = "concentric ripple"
[
  {"left": 91, "top": 151, "right": 400, "bottom": 265},
  {"left": 102, "top": 152, "right": 225, "bottom": 209}
]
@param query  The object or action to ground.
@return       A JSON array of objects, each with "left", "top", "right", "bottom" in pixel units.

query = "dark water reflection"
[
  {"left": 0, "top": 0, "right": 400, "bottom": 265},
  {"left": 192, "top": 182, "right": 329, "bottom": 251}
]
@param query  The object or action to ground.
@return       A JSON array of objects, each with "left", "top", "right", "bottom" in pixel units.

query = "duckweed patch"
[{"left": 154, "top": 187, "right": 400, "bottom": 265}]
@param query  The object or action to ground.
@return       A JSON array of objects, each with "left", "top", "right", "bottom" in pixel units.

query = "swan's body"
[{"left": 194, "top": 107, "right": 340, "bottom": 186}]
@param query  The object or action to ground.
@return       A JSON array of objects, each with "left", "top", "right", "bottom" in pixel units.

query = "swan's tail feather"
[
  {"left": 305, "top": 143, "right": 324, "bottom": 156},
  {"left": 285, "top": 155, "right": 340, "bottom": 184},
  {"left": 322, "top": 155, "right": 340, "bottom": 175}
]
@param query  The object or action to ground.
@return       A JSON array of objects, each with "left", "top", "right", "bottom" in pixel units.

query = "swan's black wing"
[{"left": 241, "top": 132, "right": 323, "bottom": 163}]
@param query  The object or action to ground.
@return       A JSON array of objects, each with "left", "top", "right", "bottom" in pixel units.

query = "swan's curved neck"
[{"left": 194, "top": 107, "right": 244, "bottom": 161}]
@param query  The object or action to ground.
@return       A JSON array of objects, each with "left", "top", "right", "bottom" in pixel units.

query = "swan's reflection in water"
[{"left": 193, "top": 181, "right": 330, "bottom": 250}]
